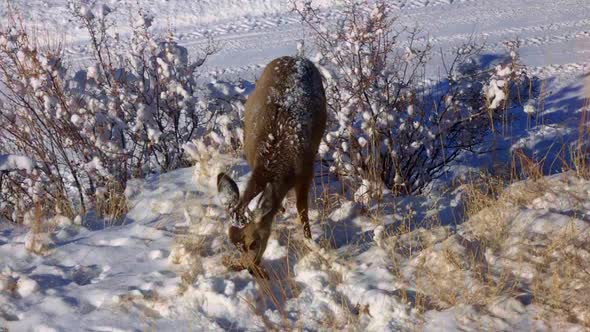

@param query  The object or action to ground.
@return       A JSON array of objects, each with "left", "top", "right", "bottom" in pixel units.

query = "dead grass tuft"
[
  {"left": 172, "top": 234, "right": 206, "bottom": 295},
  {"left": 95, "top": 181, "right": 128, "bottom": 225},
  {"left": 570, "top": 102, "right": 590, "bottom": 180}
]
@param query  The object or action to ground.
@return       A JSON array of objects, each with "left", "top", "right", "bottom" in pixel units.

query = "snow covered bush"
[
  {"left": 66, "top": 2, "right": 224, "bottom": 175},
  {"left": 182, "top": 79, "right": 252, "bottom": 186},
  {"left": 0, "top": 3, "right": 243, "bottom": 221},
  {"left": 0, "top": 155, "right": 55, "bottom": 223},
  {"left": 295, "top": 0, "right": 536, "bottom": 203}
]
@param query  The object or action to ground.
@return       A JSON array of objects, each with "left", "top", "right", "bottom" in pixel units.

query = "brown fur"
[{"left": 217, "top": 56, "right": 326, "bottom": 277}]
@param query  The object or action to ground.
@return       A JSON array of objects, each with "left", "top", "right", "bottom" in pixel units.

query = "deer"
[{"left": 217, "top": 56, "right": 327, "bottom": 278}]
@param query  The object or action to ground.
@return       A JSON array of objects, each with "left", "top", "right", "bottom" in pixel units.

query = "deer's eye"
[
  {"left": 248, "top": 241, "right": 258, "bottom": 251},
  {"left": 228, "top": 226, "right": 244, "bottom": 245}
]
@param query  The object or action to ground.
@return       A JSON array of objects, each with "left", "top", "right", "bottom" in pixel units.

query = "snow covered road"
[{"left": 2, "top": 0, "right": 589, "bottom": 81}]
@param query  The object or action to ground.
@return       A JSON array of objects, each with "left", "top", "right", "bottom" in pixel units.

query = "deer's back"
[{"left": 244, "top": 56, "right": 326, "bottom": 178}]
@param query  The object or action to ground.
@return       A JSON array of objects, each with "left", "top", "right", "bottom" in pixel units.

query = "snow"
[
  {"left": 1, "top": 160, "right": 590, "bottom": 330},
  {"left": 0, "top": 155, "right": 35, "bottom": 173},
  {"left": 524, "top": 102, "right": 536, "bottom": 115},
  {"left": 1, "top": 0, "right": 590, "bottom": 330},
  {"left": 1, "top": 169, "right": 203, "bottom": 330}
]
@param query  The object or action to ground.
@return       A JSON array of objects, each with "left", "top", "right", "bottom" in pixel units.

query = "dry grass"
[
  {"left": 570, "top": 102, "right": 590, "bottom": 180},
  {"left": 172, "top": 234, "right": 206, "bottom": 295},
  {"left": 460, "top": 175, "right": 533, "bottom": 253},
  {"left": 529, "top": 221, "right": 590, "bottom": 326},
  {"left": 406, "top": 231, "right": 520, "bottom": 311},
  {"left": 24, "top": 204, "right": 54, "bottom": 255},
  {"left": 95, "top": 181, "right": 128, "bottom": 225},
  {"left": 376, "top": 149, "right": 590, "bottom": 327},
  {"left": 54, "top": 191, "right": 75, "bottom": 221},
  {"left": 458, "top": 174, "right": 588, "bottom": 326}
]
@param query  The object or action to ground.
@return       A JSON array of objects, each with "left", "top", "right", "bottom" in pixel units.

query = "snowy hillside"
[
  {"left": 1, "top": 163, "right": 589, "bottom": 330},
  {"left": 1, "top": 0, "right": 589, "bottom": 331}
]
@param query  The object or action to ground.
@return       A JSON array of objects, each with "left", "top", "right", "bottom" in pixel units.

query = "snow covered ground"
[
  {"left": 1, "top": 0, "right": 589, "bottom": 331},
  {"left": 2, "top": 160, "right": 589, "bottom": 330}
]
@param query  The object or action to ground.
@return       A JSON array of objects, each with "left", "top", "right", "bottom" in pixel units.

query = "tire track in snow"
[{"left": 5, "top": 0, "right": 589, "bottom": 82}]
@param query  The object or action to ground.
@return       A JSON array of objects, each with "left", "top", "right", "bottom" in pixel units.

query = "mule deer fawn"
[{"left": 217, "top": 56, "right": 326, "bottom": 277}]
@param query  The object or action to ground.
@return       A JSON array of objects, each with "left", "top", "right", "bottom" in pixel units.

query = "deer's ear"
[
  {"left": 217, "top": 172, "right": 239, "bottom": 210},
  {"left": 256, "top": 182, "right": 275, "bottom": 217}
]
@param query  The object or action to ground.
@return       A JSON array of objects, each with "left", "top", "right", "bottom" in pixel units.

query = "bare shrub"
[
  {"left": 294, "top": 0, "right": 536, "bottom": 205},
  {"left": 0, "top": 2, "right": 243, "bottom": 222}
]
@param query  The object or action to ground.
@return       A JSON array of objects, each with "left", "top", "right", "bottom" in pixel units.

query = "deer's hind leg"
[{"left": 295, "top": 174, "right": 314, "bottom": 239}]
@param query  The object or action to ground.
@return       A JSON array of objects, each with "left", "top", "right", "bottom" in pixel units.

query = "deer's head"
[{"left": 217, "top": 172, "right": 275, "bottom": 265}]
